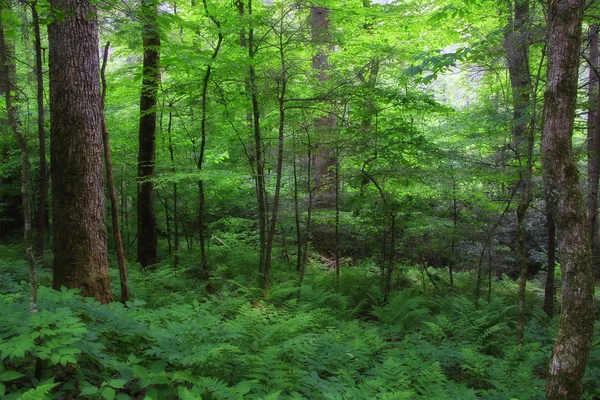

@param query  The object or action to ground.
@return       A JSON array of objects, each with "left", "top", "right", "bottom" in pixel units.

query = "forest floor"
[{"left": 1, "top": 242, "right": 599, "bottom": 400}]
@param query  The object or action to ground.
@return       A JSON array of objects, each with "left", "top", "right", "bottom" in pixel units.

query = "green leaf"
[
  {"left": 0, "top": 383, "right": 5, "bottom": 396},
  {"left": 102, "top": 386, "right": 116, "bottom": 400},
  {"left": 109, "top": 379, "right": 127, "bottom": 389},
  {"left": 0, "top": 371, "right": 24, "bottom": 381},
  {"left": 115, "top": 394, "right": 132, "bottom": 400},
  {"left": 80, "top": 386, "right": 99, "bottom": 396},
  {"left": 144, "top": 387, "right": 159, "bottom": 400}
]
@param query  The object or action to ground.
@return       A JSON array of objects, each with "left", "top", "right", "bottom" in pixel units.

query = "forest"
[{"left": 0, "top": 0, "right": 600, "bottom": 398}]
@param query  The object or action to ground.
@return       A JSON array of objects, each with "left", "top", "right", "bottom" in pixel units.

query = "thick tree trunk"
[
  {"left": 137, "top": 0, "right": 160, "bottom": 268},
  {"left": 31, "top": 2, "right": 46, "bottom": 262},
  {"left": 587, "top": 24, "right": 600, "bottom": 280},
  {"left": 48, "top": 0, "right": 112, "bottom": 303},
  {"left": 311, "top": 6, "right": 336, "bottom": 206},
  {"left": 100, "top": 43, "right": 130, "bottom": 303},
  {"left": 542, "top": 0, "right": 594, "bottom": 397}
]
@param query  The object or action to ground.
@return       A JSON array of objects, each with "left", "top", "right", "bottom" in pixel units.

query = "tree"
[
  {"left": 137, "top": 0, "right": 160, "bottom": 268},
  {"left": 48, "top": 0, "right": 112, "bottom": 303},
  {"left": 541, "top": 0, "right": 595, "bottom": 397}
]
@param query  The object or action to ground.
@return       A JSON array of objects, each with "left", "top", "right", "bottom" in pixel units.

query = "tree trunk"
[
  {"left": 544, "top": 203, "right": 556, "bottom": 318},
  {"left": 48, "top": 0, "right": 112, "bottom": 303},
  {"left": 137, "top": 0, "right": 160, "bottom": 268},
  {"left": 197, "top": 0, "right": 223, "bottom": 285},
  {"left": 587, "top": 24, "right": 600, "bottom": 281},
  {"left": 311, "top": 6, "right": 336, "bottom": 206},
  {"left": 263, "top": 13, "right": 288, "bottom": 295},
  {"left": 542, "top": 0, "right": 594, "bottom": 397},
  {"left": 100, "top": 43, "right": 130, "bottom": 303},
  {"left": 167, "top": 107, "right": 179, "bottom": 267},
  {"left": 31, "top": 2, "right": 46, "bottom": 262},
  {"left": 504, "top": 0, "right": 533, "bottom": 345},
  {"left": 0, "top": 4, "right": 37, "bottom": 312}
]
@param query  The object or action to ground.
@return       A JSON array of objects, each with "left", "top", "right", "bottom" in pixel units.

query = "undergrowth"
[{"left": 0, "top": 244, "right": 599, "bottom": 399}]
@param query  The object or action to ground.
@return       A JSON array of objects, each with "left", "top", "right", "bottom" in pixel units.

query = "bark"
[
  {"left": 100, "top": 43, "right": 129, "bottom": 303},
  {"left": 48, "top": 0, "right": 112, "bottom": 303},
  {"left": 504, "top": 0, "right": 533, "bottom": 345},
  {"left": 247, "top": 0, "right": 267, "bottom": 278},
  {"left": 167, "top": 107, "right": 179, "bottom": 267},
  {"left": 587, "top": 24, "right": 600, "bottom": 280},
  {"left": 31, "top": 2, "right": 46, "bottom": 261},
  {"left": 544, "top": 203, "right": 556, "bottom": 318},
  {"left": 263, "top": 12, "right": 288, "bottom": 295},
  {"left": 137, "top": 0, "right": 160, "bottom": 268},
  {"left": 0, "top": 5, "right": 37, "bottom": 312},
  {"left": 311, "top": 6, "right": 336, "bottom": 206},
  {"left": 197, "top": 0, "right": 223, "bottom": 284},
  {"left": 542, "top": 0, "right": 594, "bottom": 397}
]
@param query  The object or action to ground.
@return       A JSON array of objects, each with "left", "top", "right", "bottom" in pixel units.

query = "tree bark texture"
[
  {"left": 587, "top": 24, "right": 600, "bottom": 280},
  {"left": 311, "top": 6, "right": 337, "bottom": 206},
  {"left": 32, "top": 2, "right": 47, "bottom": 261},
  {"left": 48, "top": 0, "right": 112, "bottom": 303},
  {"left": 504, "top": 0, "right": 533, "bottom": 345},
  {"left": 542, "top": 0, "right": 594, "bottom": 397},
  {"left": 137, "top": 0, "right": 160, "bottom": 268},
  {"left": 544, "top": 204, "right": 556, "bottom": 318}
]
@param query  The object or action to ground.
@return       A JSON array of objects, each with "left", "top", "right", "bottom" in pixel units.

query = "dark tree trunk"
[
  {"left": 587, "top": 24, "right": 600, "bottom": 280},
  {"left": 100, "top": 43, "right": 130, "bottom": 303},
  {"left": 48, "top": 0, "right": 112, "bottom": 303},
  {"left": 1, "top": 5, "right": 37, "bottom": 312},
  {"left": 137, "top": 0, "right": 160, "bottom": 268},
  {"left": 542, "top": 0, "right": 594, "bottom": 397},
  {"left": 31, "top": 2, "right": 46, "bottom": 262}
]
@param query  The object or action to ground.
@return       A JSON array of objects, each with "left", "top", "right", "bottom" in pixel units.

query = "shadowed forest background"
[{"left": 1, "top": 0, "right": 600, "bottom": 399}]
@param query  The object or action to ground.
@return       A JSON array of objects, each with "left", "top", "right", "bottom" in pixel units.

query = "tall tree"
[
  {"left": 31, "top": 1, "right": 46, "bottom": 261},
  {"left": 541, "top": 0, "right": 594, "bottom": 397},
  {"left": 137, "top": 0, "right": 160, "bottom": 268},
  {"left": 0, "top": 3, "right": 37, "bottom": 312},
  {"left": 503, "top": 0, "right": 533, "bottom": 345},
  {"left": 48, "top": 0, "right": 112, "bottom": 303},
  {"left": 587, "top": 24, "right": 600, "bottom": 280},
  {"left": 311, "top": 5, "right": 336, "bottom": 205}
]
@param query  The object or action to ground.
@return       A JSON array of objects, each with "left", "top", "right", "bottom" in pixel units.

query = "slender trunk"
[
  {"left": 1, "top": 5, "right": 37, "bottom": 312},
  {"left": 504, "top": 0, "right": 533, "bottom": 345},
  {"left": 474, "top": 241, "right": 486, "bottom": 300},
  {"left": 31, "top": 2, "right": 46, "bottom": 262},
  {"left": 587, "top": 24, "right": 600, "bottom": 280},
  {"left": 450, "top": 175, "right": 457, "bottom": 288},
  {"left": 298, "top": 133, "right": 313, "bottom": 301},
  {"left": 167, "top": 107, "right": 179, "bottom": 267},
  {"left": 197, "top": 0, "right": 223, "bottom": 283},
  {"left": 542, "top": 0, "right": 594, "bottom": 397},
  {"left": 100, "top": 43, "right": 129, "bottom": 303},
  {"left": 263, "top": 20, "right": 287, "bottom": 295},
  {"left": 544, "top": 204, "right": 556, "bottom": 318},
  {"left": 246, "top": 0, "right": 267, "bottom": 278},
  {"left": 487, "top": 238, "right": 492, "bottom": 303},
  {"left": 335, "top": 153, "right": 340, "bottom": 282},
  {"left": 383, "top": 213, "right": 395, "bottom": 303},
  {"left": 293, "top": 140, "right": 302, "bottom": 272},
  {"left": 137, "top": 0, "right": 160, "bottom": 268}
]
